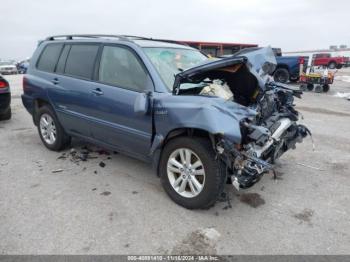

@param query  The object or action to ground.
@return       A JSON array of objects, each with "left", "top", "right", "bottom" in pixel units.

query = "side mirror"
[{"left": 134, "top": 92, "right": 150, "bottom": 115}]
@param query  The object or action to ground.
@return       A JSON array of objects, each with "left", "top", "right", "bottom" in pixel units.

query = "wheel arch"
[
  {"left": 328, "top": 60, "right": 337, "bottom": 66},
  {"left": 33, "top": 98, "right": 52, "bottom": 125},
  {"left": 152, "top": 127, "right": 219, "bottom": 177}
]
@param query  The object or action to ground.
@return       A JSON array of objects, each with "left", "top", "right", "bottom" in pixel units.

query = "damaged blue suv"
[{"left": 22, "top": 35, "right": 309, "bottom": 209}]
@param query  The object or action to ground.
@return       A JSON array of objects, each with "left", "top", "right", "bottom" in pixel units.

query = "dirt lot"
[{"left": 0, "top": 71, "right": 349, "bottom": 255}]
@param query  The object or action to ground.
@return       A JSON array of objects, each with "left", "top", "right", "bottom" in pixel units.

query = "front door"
[{"left": 88, "top": 45, "right": 154, "bottom": 159}]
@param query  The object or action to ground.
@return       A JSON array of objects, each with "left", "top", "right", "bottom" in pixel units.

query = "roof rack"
[
  {"left": 44, "top": 34, "right": 189, "bottom": 47},
  {"left": 121, "top": 35, "right": 189, "bottom": 46},
  {"left": 45, "top": 34, "right": 131, "bottom": 41}
]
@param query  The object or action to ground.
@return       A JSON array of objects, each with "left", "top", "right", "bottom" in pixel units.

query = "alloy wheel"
[
  {"left": 39, "top": 113, "right": 57, "bottom": 145},
  {"left": 167, "top": 148, "right": 206, "bottom": 198}
]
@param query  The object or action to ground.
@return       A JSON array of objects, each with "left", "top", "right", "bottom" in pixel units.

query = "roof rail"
[
  {"left": 44, "top": 34, "right": 189, "bottom": 47},
  {"left": 45, "top": 34, "right": 131, "bottom": 41},
  {"left": 121, "top": 35, "right": 190, "bottom": 46}
]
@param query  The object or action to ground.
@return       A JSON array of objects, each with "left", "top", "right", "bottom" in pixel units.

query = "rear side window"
[
  {"left": 56, "top": 45, "right": 71, "bottom": 74},
  {"left": 37, "top": 44, "right": 63, "bottom": 72},
  {"left": 64, "top": 45, "right": 99, "bottom": 79},
  {"left": 98, "top": 46, "right": 149, "bottom": 91}
]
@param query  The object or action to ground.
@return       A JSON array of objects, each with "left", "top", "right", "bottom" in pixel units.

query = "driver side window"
[{"left": 98, "top": 46, "right": 149, "bottom": 92}]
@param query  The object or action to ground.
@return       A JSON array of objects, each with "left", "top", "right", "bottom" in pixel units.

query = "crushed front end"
[
  {"left": 172, "top": 47, "right": 311, "bottom": 190},
  {"left": 216, "top": 82, "right": 310, "bottom": 189}
]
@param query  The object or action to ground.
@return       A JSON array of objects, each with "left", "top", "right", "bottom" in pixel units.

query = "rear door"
[
  {"left": 47, "top": 43, "right": 100, "bottom": 137},
  {"left": 87, "top": 44, "right": 154, "bottom": 159}
]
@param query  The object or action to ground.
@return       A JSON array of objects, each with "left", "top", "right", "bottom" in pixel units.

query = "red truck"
[{"left": 313, "top": 53, "right": 349, "bottom": 69}]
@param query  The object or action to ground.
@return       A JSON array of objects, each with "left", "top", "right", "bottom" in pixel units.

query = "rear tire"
[
  {"left": 322, "top": 84, "right": 330, "bottom": 92},
  {"left": 314, "top": 85, "right": 323, "bottom": 93},
  {"left": 36, "top": 105, "right": 70, "bottom": 151},
  {"left": 159, "top": 136, "right": 225, "bottom": 209},
  {"left": 273, "top": 68, "right": 290, "bottom": 83},
  {"left": 306, "top": 83, "right": 314, "bottom": 91},
  {"left": 0, "top": 107, "right": 11, "bottom": 120},
  {"left": 336, "top": 64, "right": 343, "bottom": 69},
  {"left": 328, "top": 62, "right": 336, "bottom": 69}
]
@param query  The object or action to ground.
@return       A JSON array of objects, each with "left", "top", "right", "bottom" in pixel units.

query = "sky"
[{"left": 1, "top": 0, "right": 349, "bottom": 60}]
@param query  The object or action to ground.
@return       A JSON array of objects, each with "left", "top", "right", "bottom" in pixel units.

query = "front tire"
[
  {"left": 323, "top": 84, "right": 330, "bottom": 92},
  {"left": 307, "top": 83, "right": 314, "bottom": 91},
  {"left": 314, "top": 85, "right": 323, "bottom": 93},
  {"left": 273, "top": 68, "right": 290, "bottom": 83},
  {"left": 37, "top": 105, "right": 70, "bottom": 151},
  {"left": 159, "top": 137, "right": 225, "bottom": 209},
  {"left": 328, "top": 62, "right": 336, "bottom": 69}
]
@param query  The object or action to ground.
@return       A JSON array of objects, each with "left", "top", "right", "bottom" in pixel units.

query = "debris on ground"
[
  {"left": 293, "top": 208, "right": 314, "bottom": 225},
  {"left": 92, "top": 188, "right": 97, "bottom": 191},
  {"left": 97, "top": 149, "right": 111, "bottom": 155},
  {"left": 99, "top": 161, "right": 106, "bottom": 168},
  {"left": 57, "top": 153, "right": 67, "bottom": 160},
  {"left": 79, "top": 150, "right": 89, "bottom": 161},
  {"left": 56, "top": 146, "right": 107, "bottom": 165},
  {"left": 52, "top": 169, "right": 63, "bottom": 173},
  {"left": 100, "top": 191, "right": 111, "bottom": 196}
]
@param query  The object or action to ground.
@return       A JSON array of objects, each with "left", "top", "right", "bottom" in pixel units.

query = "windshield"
[{"left": 143, "top": 47, "right": 208, "bottom": 90}]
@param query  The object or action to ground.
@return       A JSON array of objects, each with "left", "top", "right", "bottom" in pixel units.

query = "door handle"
[
  {"left": 91, "top": 88, "right": 104, "bottom": 96},
  {"left": 51, "top": 78, "right": 59, "bottom": 85}
]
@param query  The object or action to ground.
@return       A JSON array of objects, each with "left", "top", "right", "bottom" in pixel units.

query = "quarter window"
[
  {"left": 64, "top": 45, "right": 99, "bottom": 79},
  {"left": 98, "top": 46, "right": 149, "bottom": 92},
  {"left": 37, "top": 44, "right": 63, "bottom": 72}
]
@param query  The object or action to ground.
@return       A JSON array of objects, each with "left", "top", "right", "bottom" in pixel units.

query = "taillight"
[
  {"left": 22, "top": 76, "right": 27, "bottom": 92},
  {"left": 0, "top": 80, "right": 8, "bottom": 88}
]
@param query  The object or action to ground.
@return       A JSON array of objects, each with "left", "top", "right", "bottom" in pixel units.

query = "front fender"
[{"left": 151, "top": 93, "right": 256, "bottom": 154}]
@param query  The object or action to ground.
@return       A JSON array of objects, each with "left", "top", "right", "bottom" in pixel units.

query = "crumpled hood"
[{"left": 173, "top": 47, "right": 277, "bottom": 94}]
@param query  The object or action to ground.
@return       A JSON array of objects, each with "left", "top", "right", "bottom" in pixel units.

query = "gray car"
[{"left": 0, "top": 62, "right": 18, "bottom": 75}]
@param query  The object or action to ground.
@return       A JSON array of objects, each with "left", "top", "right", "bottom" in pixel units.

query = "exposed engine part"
[
  {"left": 199, "top": 79, "right": 233, "bottom": 101},
  {"left": 217, "top": 139, "right": 274, "bottom": 189},
  {"left": 248, "top": 117, "right": 293, "bottom": 158},
  {"left": 233, "top": 152, "right": 273, "bottom": 189}
]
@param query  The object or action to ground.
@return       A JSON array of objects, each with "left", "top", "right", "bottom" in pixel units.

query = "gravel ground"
[{"left": 0, "top": 71, "right": 349, "bottom": 255}]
